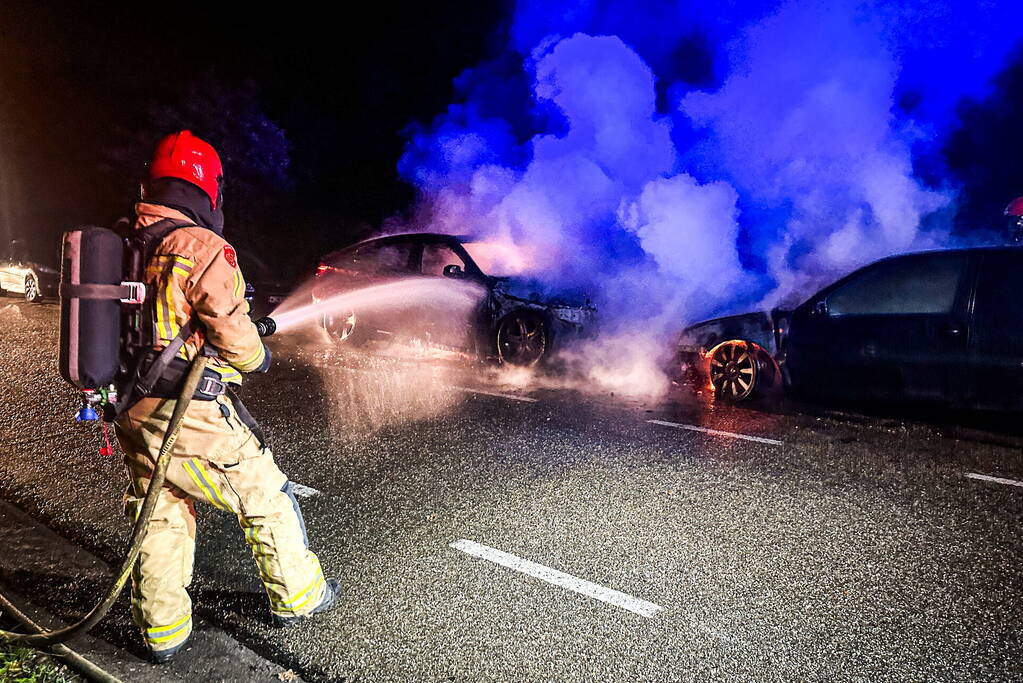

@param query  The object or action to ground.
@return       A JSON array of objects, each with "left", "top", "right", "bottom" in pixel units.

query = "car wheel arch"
[
  {"left": 494, "top": 308, "right": 552, "bottom": 365},
  {"left": 704, "top": 338, "right": 781, "bottom": 401}
]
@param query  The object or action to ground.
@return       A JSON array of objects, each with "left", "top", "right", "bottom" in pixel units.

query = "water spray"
[{"left": 269, "top": 277, "right": 485, "bottom": 335}]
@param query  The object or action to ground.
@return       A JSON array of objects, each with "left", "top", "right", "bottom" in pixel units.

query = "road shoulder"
[{"left": 0, "top": 497, "right": 302, "bottom": 682}]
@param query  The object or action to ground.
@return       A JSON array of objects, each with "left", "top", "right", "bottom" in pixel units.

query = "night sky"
[
  {"left": 3, "top": 0, "right": 1023, "bottom": 284},
  {"left": 0, "top": 0, "right": 508, "bottom": 275}
]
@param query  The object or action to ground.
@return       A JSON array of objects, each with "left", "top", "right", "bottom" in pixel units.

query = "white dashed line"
[
  {"left": 453, "top": 387, "right": 538, "bottom": 403},
  {"left": 450, "top": 539, "right": 663, "bottom": 618},
  {"left": 291, "top": 483, "right": 322, "bottom": 498},
  {"left": 964, "top": 472, "right": 1023, "bottom": 489},
  {"left": 647, "top": 419, "right": 784, "bottom": 446}
]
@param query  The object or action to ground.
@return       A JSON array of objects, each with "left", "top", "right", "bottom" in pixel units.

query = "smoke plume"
[{"left": 397, "top": 0, "right": 1023, "bottom": 396}]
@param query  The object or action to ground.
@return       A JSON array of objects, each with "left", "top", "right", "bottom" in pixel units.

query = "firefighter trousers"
[{"left": 115, "top": 394, "right": 327, "bottom": 652}]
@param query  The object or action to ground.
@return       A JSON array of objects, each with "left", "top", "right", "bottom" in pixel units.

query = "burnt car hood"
[
  {"left": 492, "top": 276, "right": 591, "bottom": 308},
  {"left": 679, "top": 310, "right": 790, "bottom": 355}
]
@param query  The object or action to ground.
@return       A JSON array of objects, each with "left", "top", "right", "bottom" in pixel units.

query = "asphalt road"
[{"left": 1, "top": 299, "right": 1022, "bottom": 681}]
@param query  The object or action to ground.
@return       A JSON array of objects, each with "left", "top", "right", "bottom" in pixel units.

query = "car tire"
[
  {"left": 496, "top": 311, "right": 548, "bottom": 366},
  {"left": 708, "top": 340, "right": 767, "bottom": 402},
  {"left": 323, "top": 310, "right": 367, "bottom": 346},
  {"left": 24, "top": 273, "right": 42, "bottom": 303}
]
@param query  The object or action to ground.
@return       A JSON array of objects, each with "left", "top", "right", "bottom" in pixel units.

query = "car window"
[
  {"left": 421, "top": 243, "right": 466, "bottom": 276},
  {"left": 973, "top": 251, "right": 1023, "bottom": 342},
  {"left": 345, "top": 242, "right": 412, "bottom": 273},
  {"left": 827, "top": 253, "right": 966, "bottom": 316}
]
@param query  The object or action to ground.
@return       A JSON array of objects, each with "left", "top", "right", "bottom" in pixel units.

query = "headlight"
[{"left": 552, "top": 307, "right": 590, "bottom": 324}]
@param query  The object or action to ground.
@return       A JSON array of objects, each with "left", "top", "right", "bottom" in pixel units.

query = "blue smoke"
[{"left": 399, "top": 0, "right": 1023, "bottom": 330}]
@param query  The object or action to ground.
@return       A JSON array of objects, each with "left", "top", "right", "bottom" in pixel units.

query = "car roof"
[
  {"left": 866, "top": 244, "right": 1023, "bottom": 266},
  {"left": 855, "top": 244, "right": 1023, "bottom": 267},
  {"left": 325, "top": 232, "right": 473, "bottom": 258}
]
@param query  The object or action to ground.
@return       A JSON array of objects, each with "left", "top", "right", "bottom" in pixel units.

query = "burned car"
[
  {"left": 312, "top": 233, "right": 595, "bottom": 365},
  {"left": 679, "top": 246, "right": 1023, "bottom": 410},
  {"left": 678, "top": 310, "right": 788, "bottom": 401}
]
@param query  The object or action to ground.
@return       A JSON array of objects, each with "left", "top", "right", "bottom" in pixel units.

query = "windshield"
[{"left": 461, "top": 239, "right": 533, "bottom": 277}]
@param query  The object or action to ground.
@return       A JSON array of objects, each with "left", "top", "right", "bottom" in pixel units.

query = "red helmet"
[
  {"left": 1005, "top": 196, "right": 1023, "bottom": 217},
  {"left": 148, "top": 130, "right": 223, "bottom": 209}
]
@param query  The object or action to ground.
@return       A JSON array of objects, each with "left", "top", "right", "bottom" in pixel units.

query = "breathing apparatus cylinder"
[{"left": 58, "top": 227, "right": 145, "bottom": 421}]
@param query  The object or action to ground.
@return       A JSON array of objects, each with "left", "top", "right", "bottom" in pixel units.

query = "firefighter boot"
[
  {"left": 150, "top": 635, "right": 190, "bottom": 665},
  {"left": 273, "top": 578, "right": 340, "bottom": 627}
]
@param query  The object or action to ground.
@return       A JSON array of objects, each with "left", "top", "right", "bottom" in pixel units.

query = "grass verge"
[{"left": 0, "top": 645, "right": 82, "bottom": 683}]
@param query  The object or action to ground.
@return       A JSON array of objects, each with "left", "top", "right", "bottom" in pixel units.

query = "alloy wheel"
[
  {"left": 497, "top": 313, "right": 547, "bottom": 366},
  {"left": 709, "top": 341, "right": 759, "bottom": 402},
  {"left": 325, "top": 310, "right": 358, "bottom": 342},
  {"left": 24, "top": 274, "right": 40, "bottom": 303}
]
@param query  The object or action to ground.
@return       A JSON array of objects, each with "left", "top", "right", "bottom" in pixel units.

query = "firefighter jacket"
[{"left": 134, "top": 202, "right": 266, "bottom": 384}]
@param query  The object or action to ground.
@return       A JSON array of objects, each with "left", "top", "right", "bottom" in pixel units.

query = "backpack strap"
[
  {"left": 135, "top": 218, "right": 194, "bottom": 266},
  {"left": 110, "top": 218, "right": 197, "bottom": 420}
]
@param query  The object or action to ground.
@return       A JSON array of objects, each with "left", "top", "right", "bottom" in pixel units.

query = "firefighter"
[{"left": 114, "top": 131, "right": 337, "bottom": 663}]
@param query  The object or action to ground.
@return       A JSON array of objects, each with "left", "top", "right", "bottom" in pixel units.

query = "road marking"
[
  {"left": 453, "top": 387, "right": 538, "bottom": 403},
  {"left": 964, "top": 472, "right": 1023, "bottom": 489},
  {"left": 450, "top": 539, "right": 663, "bottom": 618},
  {"left": 647, "top": 419, "right": 784, "bottom": 446},
  {"left": 291, "top": 483, "right": 322, "bottom": 498}
]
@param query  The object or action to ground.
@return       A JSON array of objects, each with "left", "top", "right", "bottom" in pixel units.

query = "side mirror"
[
  {"left": 442, "top": 264, "right": 465, "bottom": 279},
  {"left": 812, "top": 300, "right": 828, "bottom": 317}
]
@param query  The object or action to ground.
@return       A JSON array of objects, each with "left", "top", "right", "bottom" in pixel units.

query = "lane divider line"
[
  {"left": 647, "top": 419, "right": 784, "bottom": 446},
  {"left": 291, "top": 483, "right": 322, "bottom": 498},
  {"left": 450, "top": 539, "right": 663, "bottom": 618},
  {"left": 964, "top": 472, "right": 1023, "bottom": 488},
  {"left": 453, "top": 387, "right": 538, "bottom": 403}
]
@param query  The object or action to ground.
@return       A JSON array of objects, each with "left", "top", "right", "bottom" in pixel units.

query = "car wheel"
[
  {"left": 496, "top": 312, "right": 548, "bottom": 366},
  {"left": 709, "top": 340, "right": 762, "bottom": 402},
  {"left": 323, "top": 310, "right": 362, "bottom": 344},
  {"left": 24, "top": 273, "right": 42, "bottom": 303}
]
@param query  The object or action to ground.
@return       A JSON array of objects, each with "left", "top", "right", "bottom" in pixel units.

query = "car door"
[
  {"left": 966, "top": 249, "right": 1023, "bottom": 410},
  {"left": 3, "top": 240, "right": 29, "bottom": 294},
  {"left": 0, "top": 260, "right": 16, "bottom": 292},
  {"left": 787, "top": 251, "right": 971, "bottom": 401},
  {"left": 320, "top": 239, "right": 415, "bottom": 335},
  {"left": 411, "top": 239, "right": 487, "bottom": 348}
]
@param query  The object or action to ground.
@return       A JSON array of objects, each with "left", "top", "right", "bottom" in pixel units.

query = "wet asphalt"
[{"left": 1, "top": 299, "right": 1022, "bottom": 682}]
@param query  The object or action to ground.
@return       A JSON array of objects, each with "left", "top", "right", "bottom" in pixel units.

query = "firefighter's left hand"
[{"left": 254, "top": 345, "right": 272, "bottom": 373}]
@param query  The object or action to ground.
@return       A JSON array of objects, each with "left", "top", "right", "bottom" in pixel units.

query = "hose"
[
  {"left": 0, "top": 355, "right": 209, "bottom": 647},
  {"left": 0, "top": 590, "right": 124, "bottom": 683}
]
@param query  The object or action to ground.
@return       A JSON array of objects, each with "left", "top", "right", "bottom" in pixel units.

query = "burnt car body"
[
  {"left": 313, "top": 233, "right": 595, "bottom": 365},
  {"left": 679, "top": 246, "right": 1023, "bottom": 410},
  {"left": 0, "top": 240, "right": 58, "bottom": 303}
]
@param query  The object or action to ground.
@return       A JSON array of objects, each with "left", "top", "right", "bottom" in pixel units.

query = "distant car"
[
  {"left": 313, "top": 233, "right": 595, "bottom": 365},
  {"left": 678, "top": 246, "right": 1023, "bottom": 410},
  {"left": 0, "top": 240, "right": 58, "bottom": 303}
]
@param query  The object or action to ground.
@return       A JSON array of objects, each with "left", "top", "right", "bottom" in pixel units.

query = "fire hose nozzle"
[{"left": 254, "top": 316, "right": 277, "bottom": 337}]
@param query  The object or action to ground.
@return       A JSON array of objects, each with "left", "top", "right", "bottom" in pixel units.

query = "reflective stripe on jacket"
[{"left": 134, "top": 202, "right": 265, "bottom": 381}]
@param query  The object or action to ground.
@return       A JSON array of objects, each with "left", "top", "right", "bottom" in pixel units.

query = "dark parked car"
[
  {"left": 236, "top": 248, "right": 294, "bottom": 320},
  {"left": 0, "top": 240, "right": 58, "bottom": 303},
  {"left": 313, "top": 233, "right": 595, "bottom": 365},
  {"left": 678, "top": 246, "right": 1023, "bottom": 410}
]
